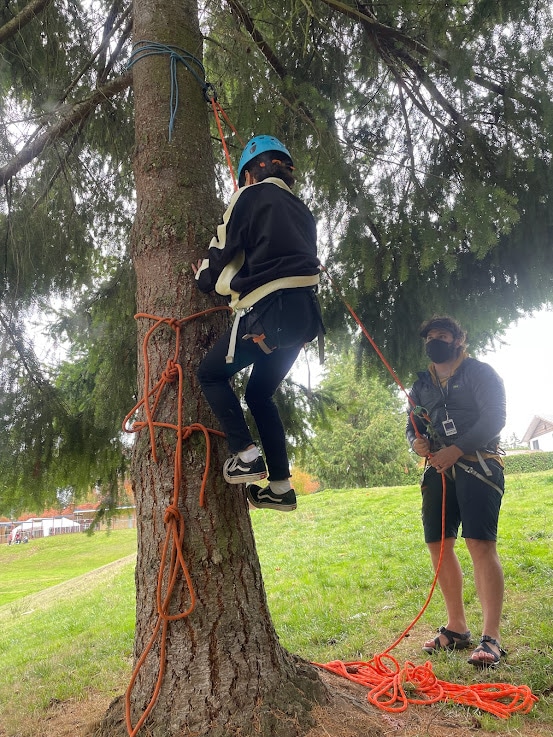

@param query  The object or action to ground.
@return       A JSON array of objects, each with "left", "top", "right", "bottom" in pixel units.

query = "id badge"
[{"left": 442, "top": 418, "right": 457, "bottom": 436}]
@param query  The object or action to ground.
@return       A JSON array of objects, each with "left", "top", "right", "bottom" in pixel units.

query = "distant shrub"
[
  {"left": 503, "top": 451, "right": 553, "bottom": 474},
  {"left": 291, "top": 468, "right": 321, "bottom": 496}
]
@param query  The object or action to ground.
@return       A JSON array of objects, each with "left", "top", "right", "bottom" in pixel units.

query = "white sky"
[{"left": 477, "top": 309, "right": 553, "bottom": 441}]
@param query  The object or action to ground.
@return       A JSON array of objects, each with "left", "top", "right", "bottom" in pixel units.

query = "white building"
[
  {"left": 521, "top": 415, "right": 553, "bottom": 451},
  {"left": 8, "top": 516, "right": 81, "bottom": 542}
]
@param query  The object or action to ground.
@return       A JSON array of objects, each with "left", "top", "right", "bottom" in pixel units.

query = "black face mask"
[{"left": 425, "top": 339, "right": 457, "bottom": 364}]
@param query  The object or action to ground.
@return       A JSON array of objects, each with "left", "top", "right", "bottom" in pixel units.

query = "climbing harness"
[
  {"left": 411, "top": 404, "right": 505, "bottom": 496},
  {"left": 242, "top": 331, "right": 274, "bottom": 354},
  {"left": 453, "top": 461, "right": 505, "bottom": 497},
  {"left": 225, "top": 308, "right": 245, "bottom": 363},
  {"left": 225, "top": 306, "right": 275, "bottom": 363}
]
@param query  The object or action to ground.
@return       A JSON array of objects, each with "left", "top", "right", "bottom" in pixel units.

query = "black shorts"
[{"left": 421, "top": 459, "right": 504, "bottom": 543}]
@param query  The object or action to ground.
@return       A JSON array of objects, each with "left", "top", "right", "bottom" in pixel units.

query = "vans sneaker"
[
  {"left": 223, "top": 455, "right": 268, "bottom": 484},
  {"left": 246, "top": 484, "right": 297, "bottom": 512}
]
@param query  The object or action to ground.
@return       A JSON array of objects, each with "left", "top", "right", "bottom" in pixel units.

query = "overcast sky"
[{"left": 478, "top": 309, "right": 553, "bottom": 441}]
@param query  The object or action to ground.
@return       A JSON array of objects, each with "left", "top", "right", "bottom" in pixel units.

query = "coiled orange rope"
[
  {"left": 315, "top": 495, "right": 538, "bottom": 719},
  {"left": 121, "top": 307, "right": 229, "bottom": 737},
  {"left": 317, "top": 656, "right": 538, "bottom": 717}
]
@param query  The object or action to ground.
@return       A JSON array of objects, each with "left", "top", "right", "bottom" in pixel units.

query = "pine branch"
[
  {"left": 398, "top": 86, "right": 418, "bottom": 193},
  {"left": 98, "top": 18, "right": 133, "bottom": 85},
  {"left": 0, "top": 72, "right": 132, "bottom": 187},
  {"left": 225, "top": 0, "right": 316, "bottom": 125},
  {"left": 0, "top": 310, "right": 63, "bottom": 407},
  {"left": 97, "top": 0, "right": 128, "bottom": 82},
  {"left": 387, "top": 61, "right": 452, "bottom": 137},
  {"left": 61, "top": 5, "right": 132, "bottom": 101},
  {"left": 225, "top": 0, "right": 287, "bottom": 78},
  {"left": 31, "top": 122, "right": 87, "bottom": 210},
  {"left": 0, "top": 0, "right": 53, "bottom": 45},
  {"left": 319, "top": 0, "right": 540, "bottom": 113}
]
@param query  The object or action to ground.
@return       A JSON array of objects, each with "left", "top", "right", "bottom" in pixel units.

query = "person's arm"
[
  {"left": 452, "top": 362, "right": 506, "bottom": 453},
  {"left": 193, "top": 187, "right": 251, "bottom": 293}
]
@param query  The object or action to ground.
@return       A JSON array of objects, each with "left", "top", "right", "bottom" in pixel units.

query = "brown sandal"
[{"left": 422, "top": 625, "right": 473, "bottom": 653}]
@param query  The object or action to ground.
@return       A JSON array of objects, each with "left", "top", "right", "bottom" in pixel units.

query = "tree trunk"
[{"left": 96, "top": 1, "right": 327, "bottom": 735}]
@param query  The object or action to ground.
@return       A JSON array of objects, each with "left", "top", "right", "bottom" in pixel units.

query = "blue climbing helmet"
[{"left": 237, "top": 135, "right": 293, "bottom": 186}]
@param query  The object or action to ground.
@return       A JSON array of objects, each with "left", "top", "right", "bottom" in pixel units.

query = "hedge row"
[{"left": 503, "top": 451, "right": 553, "bottom": 475}]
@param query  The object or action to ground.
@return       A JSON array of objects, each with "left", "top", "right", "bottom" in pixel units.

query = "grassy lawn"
[
  {"left": 0, "top": 472, "right": 552, "bottom": 735},
  {"left": 0, "top": 527, "right": 137, "bottom": 606}
]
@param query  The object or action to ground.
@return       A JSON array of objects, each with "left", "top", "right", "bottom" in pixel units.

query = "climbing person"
[
  {"left": 405, "top": 315, "right": 507, "bottom": 667},
  {"left": 192, "top": 134, "right": 324, "bottom": 512}
]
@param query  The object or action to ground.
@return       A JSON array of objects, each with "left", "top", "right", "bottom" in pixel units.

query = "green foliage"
[
  {"left": 302, "top": 352, "right": 419, "bottom": 488},
  {"left": 503, "top": 451, "right": 553, "bottom": 474},
  {"left": 0, "top": 263, "right": 135, "bottom": 515}
]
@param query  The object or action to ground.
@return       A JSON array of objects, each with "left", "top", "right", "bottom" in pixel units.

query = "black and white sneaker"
[
  {"left": 223, "top": 455, "right": 268, "bottom": 484},
  {"left": 246, "top": 484, "right": 297, "bottom": 512}
]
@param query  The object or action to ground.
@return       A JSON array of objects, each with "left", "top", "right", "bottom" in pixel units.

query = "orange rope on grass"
[
  {"left": 315, "top": 471, "right": 537, "bottom": 717},
  {"left": 317, "top": 657, "right": 538, "bottom": 717},
  {"left": 122, "top": 306, "right": 229, "bottom": 737}
]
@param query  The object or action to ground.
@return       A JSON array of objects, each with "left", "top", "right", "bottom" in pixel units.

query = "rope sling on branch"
[{"left": 122, "top": 48, "right": 538, "bottom": 735}]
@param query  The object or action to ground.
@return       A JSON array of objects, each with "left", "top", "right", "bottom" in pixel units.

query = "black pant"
[{"left": 197, "top": 289, "right": 321, "bottom": 481}]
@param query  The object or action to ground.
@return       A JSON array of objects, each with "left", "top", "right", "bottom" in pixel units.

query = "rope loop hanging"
[{"left": 122, "top": 306, "right": 230, "bottom": 737}]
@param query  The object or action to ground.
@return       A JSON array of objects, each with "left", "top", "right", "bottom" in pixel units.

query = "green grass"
[
  {"left": 1, "top": 474, "right": 553, "bottom": 736},
  {"left": 0, "top": 528, "right": 138, "bottom": 605}
]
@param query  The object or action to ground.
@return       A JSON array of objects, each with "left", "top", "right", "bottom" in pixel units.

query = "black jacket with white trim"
[{"left": 195, "top": 178, "right": 320, "bottom": 310}]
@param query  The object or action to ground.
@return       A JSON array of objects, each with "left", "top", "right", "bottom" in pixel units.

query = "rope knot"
[
  {"left": 164, "top": 504, "right": 182, "bottom": 525},
  {"left": 162, "top": 359, "right": 179, "bottom": 383}
]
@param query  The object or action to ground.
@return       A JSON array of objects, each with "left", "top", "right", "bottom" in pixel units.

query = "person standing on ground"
[
  {"left": 193, "top": 135, "right": 323, "bottom": 512},
  {"left": 406, "top": 316, "right": 507, "bottom": 667}
]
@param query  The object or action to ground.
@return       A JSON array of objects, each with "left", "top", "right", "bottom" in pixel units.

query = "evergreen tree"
[{"left": 304, "top": 353, "right": 419, "bottom": 488}]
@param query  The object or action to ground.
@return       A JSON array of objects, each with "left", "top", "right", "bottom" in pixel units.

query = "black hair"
[
  {"left": 239, "top": 151, "right": 295, "bottom": 188},
  {"left": 419, "top": 315, "right": 467, "bottom": 343}
]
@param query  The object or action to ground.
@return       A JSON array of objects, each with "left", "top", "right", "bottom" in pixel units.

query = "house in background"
[{"left": 522, "top": 415, "right": 553, "bottom": 451}]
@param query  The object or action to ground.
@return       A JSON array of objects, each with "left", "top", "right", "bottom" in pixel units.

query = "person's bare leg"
[
  {"left": 423, "top": 537, "right": 470, "bottom": 649},
  {"left": 465, "top": 538, "right": 504, "bottom": 663}
]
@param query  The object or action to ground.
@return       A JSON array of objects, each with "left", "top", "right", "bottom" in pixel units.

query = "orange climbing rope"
[
  {"left": 210, "top": 97, "right": 245, "bottom": 191},
  {"left": 316, "top": 270, "right": 539, "bottom": 718},
  {"left": 316, "top": 657, "right": 538, "bottom": 717},
  {"left": 122, "top": 306, "right": 229, "bottom": 737}
]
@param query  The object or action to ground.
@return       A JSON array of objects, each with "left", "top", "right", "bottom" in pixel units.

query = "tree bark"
[{"left": 96, "top": 0, "right": 327, "bottom": 735}]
